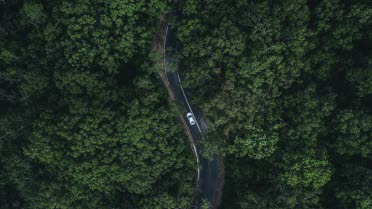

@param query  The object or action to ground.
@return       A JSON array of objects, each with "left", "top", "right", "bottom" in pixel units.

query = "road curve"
[{"left": 163, "top": 24, "right": 220, "bottom": 208}]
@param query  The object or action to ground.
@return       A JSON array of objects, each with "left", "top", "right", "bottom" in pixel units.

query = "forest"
[
  {"left": 1, "top": 0, "right": 371, "bottom": 209},
  {"left": 1, "top": 0, "right": 196, "bottom": 208},
  {"left": 174, "top": 0, "right": 371, "bottom": 208}
]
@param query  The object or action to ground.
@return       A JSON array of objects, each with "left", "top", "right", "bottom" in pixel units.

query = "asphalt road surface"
[{"left": 164, "top": 24, "right": 219, "bottom": 208}]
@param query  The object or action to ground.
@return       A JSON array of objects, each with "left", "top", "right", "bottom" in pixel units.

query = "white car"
[{"left": 187, "top": 112, "right": 195, "bottom": 125}]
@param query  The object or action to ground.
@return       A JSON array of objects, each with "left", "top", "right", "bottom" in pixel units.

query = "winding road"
[{"left": 163, "top": 24, "right": 220, "bottom": 208}]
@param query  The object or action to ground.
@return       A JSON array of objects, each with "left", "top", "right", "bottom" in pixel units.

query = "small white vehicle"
[{"left": 187, "top": 112, "right": 196, "bottom": 125}]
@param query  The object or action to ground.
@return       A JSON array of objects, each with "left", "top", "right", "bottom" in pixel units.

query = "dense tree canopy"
[
  {"left": 51, "top": 0, "right": 167, "bottom": 72},
  {"left": 332, "top": 109, "right": 372, "bottom": 158},
  {"left": 1, "top": 0, "right": 371, "bottom": 208},
  {"left": 174, "top": 0, "right": 371, "bottom": 208},
  {"left": 1, "top": 0, "right": 196, "bottom": 208}
]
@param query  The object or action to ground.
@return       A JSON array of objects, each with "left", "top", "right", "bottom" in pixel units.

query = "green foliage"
[
  {"left": 278, "top": 148, "right": 332, "bottom": 189},
  {"left": 180, "top": 18, "right": 245, "bottom": 91},
  {"left": 202, "top": 83, "right": 282, "bottom": 159},
  {"left": 345, "top": 46, "right": 372, "bottom": 98},
  {"left": 52, "top": 0, "right": 166, "bottom": 73},
  {"left": 281, "top": 85, "right": 336, "bottom": 146},
  {"left": 313, "top": 0, "right": 371, "bottom": 51},
  {"left": 138, "top": 194, "right": 178, "bottom": 209},
  {"left": 1, "top": 0, "right": 195, "bottom": 208},
  {"left": 234, "top": 0, "right": 310, "bottom": 95},
  {"left": 21, "top": 1, "right": 46, "bottom": 25},
  {"left": 346, "top": 68, "right": 372, "bottom": 97},
  {"left": 1, "top": 0, "right": 371, "bottom": 208},
  {"left": 221, "top": 158, "right": 323, "bottom": 209},
  {"left": 22, "top": 54, "right": 195, "bottom": 207},
  {"left": 332, "top": 110, "right": 372, "bottom": 158},
  {"left": 322, "top": 158, "right": 372, "bottom": 209},
  {"left": 200, "top": 199, "right": 211, "bottom": 209},
  {"left": 175, "top": 0, "right": 372, "bottom": 209}
]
